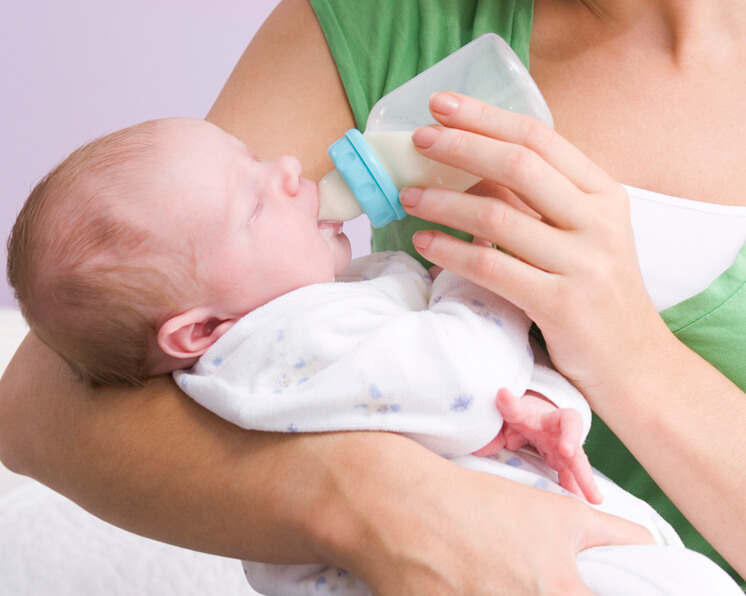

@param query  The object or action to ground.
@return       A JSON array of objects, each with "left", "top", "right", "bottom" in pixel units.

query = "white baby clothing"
[{"left": 175, "top": 252, "right": 590, "bottom": 457}]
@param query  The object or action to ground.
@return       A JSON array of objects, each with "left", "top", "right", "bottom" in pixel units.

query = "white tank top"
[{"left": 626, "top": 184, "right": 746, "bottom": 311}]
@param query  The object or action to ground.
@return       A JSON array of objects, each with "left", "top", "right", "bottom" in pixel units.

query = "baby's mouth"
[{"left": 318, "top": 220, "right": 344, "bottom": 236}]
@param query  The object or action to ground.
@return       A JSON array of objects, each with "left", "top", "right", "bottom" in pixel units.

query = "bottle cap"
[{"left": 327, "top": 129, "right": 405, "bottom": 227}]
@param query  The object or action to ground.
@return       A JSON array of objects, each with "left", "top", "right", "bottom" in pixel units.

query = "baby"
[
  {"left": 7, "top": 117, "right": 593, "bottom": 480},
  {"left": 8, "top": 118, "right": 740, "bottom": 596}
]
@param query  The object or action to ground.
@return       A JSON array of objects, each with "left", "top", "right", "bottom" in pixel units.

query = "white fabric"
[
  {"left": 0, "top": 481, "right": 255, "bottom": 596},
  {"left": 175, "top": 252, "right": 591, "bottom": 457},
  {"left": 577, "top": 546, "right": 745, "bottom": 596},
  {"left": 626, "top": 184, "right": 746, "bottom": 311}
]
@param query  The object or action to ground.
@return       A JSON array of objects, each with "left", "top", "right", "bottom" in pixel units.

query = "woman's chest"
[{"left": 531, "top": 42, "right": 746, "bottom": 207}]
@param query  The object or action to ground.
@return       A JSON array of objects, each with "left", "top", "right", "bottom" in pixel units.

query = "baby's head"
[{"left": 7, "top": 118, "right": 351, "bottom": 386}]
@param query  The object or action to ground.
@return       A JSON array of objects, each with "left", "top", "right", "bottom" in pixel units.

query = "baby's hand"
[{"left": 475, "top": 388, "right": 603, "bottom": 504}]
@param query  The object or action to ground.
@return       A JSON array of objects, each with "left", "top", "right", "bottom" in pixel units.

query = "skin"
[{"left": 1, "top": 0, "right": 745, "bottom": 592}]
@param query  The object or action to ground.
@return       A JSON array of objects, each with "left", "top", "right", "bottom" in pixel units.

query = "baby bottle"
[{"left": 317, "top": 33, "right": 554, "bottom": 227}]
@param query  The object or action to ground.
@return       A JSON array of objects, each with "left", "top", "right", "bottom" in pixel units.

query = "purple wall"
[{"left": 0, "top": 0, "right": 371, "bottom": 308}]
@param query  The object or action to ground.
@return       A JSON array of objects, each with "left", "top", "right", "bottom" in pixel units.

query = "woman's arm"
[
  {"left": 0, "top": 335, "right": 652, "bottom": 594},
  {"left": 401, "top": 91, "right": 746, "bottom": 577},
  {"left": 0, "top": 1, "right": 654, "bottom": 591},
  {"left": 0, "top": 332, "right": 319, "bottom": 560},
  {"left": 0, "top": 0, "right": 355, "bottom": 560}
]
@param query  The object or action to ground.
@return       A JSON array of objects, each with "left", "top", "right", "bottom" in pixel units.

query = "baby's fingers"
[
  {"left": 558, "top": 467, "right": 585, "bottom": 500},
  {"left": 503, "top": 425, "right": 529, "bottom": 452},
  {"left": 495, "top": 388, "right": 526, "bottom": 424},
  {"left": 567, "top": 450, "right": 604, "bottom": 505},
  {"left": 558, "top": 409, "right": 584, "bottom": 458},
  {"left": 472, "top": 432, "right": 506, "bottom": 457}
]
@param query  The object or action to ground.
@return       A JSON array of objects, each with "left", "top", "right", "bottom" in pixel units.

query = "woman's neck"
[
  {"left": 530, "top": 0, "right": 746, "bottom": 206},
  {"left": 574, "top": 0, "right": 746, "bottom": 63}
]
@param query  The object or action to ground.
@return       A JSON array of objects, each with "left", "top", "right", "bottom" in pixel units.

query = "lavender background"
[{"left": 0, "top": 0, "right": 371, "bottom": 309}]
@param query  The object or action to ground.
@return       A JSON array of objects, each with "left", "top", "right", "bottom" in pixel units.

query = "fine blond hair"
[{"left": 7, "top": 121, "right": 196, "bottom": 386}]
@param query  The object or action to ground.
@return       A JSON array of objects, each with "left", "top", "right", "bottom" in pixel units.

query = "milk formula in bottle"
[{"left": 317, "top": 33, "right": 553, "bottom": 227}]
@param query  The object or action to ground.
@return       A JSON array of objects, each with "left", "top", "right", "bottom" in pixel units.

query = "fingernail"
[
  {"left": 412, "top": 230, "right": 434, "bottom": 249},
  {"left": 412, "top": 126, "right": 439, "bottom": 149},
  {"left": 430, "top": 91, "right": 460, "bottom": 115},
  {"left": 399, "top": 187, "right": 423, "bottom": 208}
]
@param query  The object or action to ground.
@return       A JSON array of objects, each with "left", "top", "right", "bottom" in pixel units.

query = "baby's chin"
[{"left": 318, "top": 221, "right": 352, "bottom": 275}]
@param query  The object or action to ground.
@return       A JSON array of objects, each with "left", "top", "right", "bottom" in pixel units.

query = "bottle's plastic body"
[{"left": 317, "top": 33, "right": 554, "bottom": 227}]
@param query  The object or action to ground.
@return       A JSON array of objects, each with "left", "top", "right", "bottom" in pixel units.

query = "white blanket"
[{"left": 0, "top": 483, "right": 253, "bottom": 595}]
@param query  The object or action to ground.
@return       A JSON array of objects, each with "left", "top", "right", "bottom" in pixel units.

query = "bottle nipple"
[{"left": 327, "top": 130, "right": 405, "bottom": 227}]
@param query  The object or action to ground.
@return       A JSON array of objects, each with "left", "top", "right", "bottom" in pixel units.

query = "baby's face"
[{"left": 136, "top": 119, "right": 351, "bottom": 317}]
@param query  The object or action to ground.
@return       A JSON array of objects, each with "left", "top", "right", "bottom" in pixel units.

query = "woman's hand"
[
  {"left": 396, "top": 93, "right": 746, "bottom": 579},
  {"left": 311, "top": 432, "right": 653, "bottom": 596},
  {"left": 399, "top": 92, "right": 670, "bottom": 396}
]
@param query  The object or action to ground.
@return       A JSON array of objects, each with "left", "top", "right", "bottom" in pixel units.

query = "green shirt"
[{"left": 310, "top": 0, "right": 745, "bottom": 585}]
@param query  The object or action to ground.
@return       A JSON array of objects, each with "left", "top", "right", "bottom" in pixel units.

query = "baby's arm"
[{"left": 474, "top": 389, "right": 602, "bottom": 504}]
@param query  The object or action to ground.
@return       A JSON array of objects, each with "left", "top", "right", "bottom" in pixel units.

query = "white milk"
[
  {"left": 317, "top": 131, "right": 480, "bottom": 222},
  {"left": 367, "top": 131, "right": 480, "bottom": 190}
]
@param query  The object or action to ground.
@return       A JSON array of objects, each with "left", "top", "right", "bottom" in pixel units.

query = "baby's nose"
[{"left": 273, "top": 156, "right": 302, "bottom": 196}]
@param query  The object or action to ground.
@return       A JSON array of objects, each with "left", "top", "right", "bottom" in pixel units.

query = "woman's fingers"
[
  {"left": 401, "top": 186, "right": 574, "bottom": 274},
  {"left": 412, "top": 125, "right": 585, "bottom": 229},
  {"left": 427, "top": 91, "right": 613, "bottom": 195},
  {"left": 581, "top": 508, "right": 656, "bottom": 550},
  {"left": 411, "top": 229, "right": 552, "bottom": 316},
  {"left": 411, "top": 92, "right": 630, "bottom": 232}
]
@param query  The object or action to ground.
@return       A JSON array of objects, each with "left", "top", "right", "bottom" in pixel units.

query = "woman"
[{"left": 1, "top": 0, "right": 744, "bottom": 591}]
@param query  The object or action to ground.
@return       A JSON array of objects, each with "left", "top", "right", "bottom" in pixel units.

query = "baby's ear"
[{"left": 157, "top": 308, "right": 235, "bottom": 359}]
